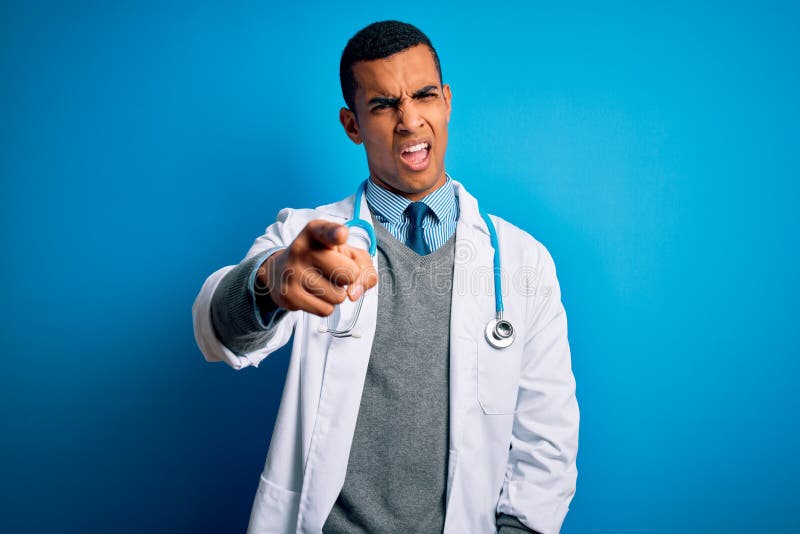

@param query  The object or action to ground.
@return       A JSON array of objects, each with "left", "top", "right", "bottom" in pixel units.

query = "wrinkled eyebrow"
[
  {"left": 412, "top": 85, "right": 439, "bottom": 97},
  {"left": 367, "top": 84, "right": 440, "bottom": 108}
]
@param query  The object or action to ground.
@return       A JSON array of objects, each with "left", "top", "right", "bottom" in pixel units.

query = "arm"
[
  {"left": 496, "top": 244, "right": 580, "bottom": 534},
  {"left": 192, "top": 209, "right": 300, "bottom": 370},
  {"left": 210, "top": 247, "right": 289, "bottom": 355},
  {"left": 192, "top": 209, "right": 378, "bottom": 370}
]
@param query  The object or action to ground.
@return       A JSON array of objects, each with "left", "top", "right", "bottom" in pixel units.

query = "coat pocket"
[
  {"left": 476, "top": 341, "right": 522, "bottom": 415},
  {"left": 247, "top": 475, "right": 301, "bottom": 534}
]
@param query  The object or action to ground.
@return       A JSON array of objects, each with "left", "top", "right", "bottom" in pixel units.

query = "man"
[{"left": 193, "top": 20, "right": 579, "bottom": 534}]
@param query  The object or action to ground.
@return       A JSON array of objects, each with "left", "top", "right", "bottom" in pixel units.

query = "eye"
[{"left": 371, "top": 102, "right": 395, "bottom": 112}]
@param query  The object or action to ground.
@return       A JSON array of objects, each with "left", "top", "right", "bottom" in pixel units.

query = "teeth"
[{"left": 403, "top": 142, "right": 429, "bottom": 153}]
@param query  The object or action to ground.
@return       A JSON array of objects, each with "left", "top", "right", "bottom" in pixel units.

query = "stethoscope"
[{"left": 317, "top": 180, "right": 516, "bottom": 349}]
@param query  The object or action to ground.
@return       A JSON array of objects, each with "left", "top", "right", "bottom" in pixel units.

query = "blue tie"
[{"left": 405, "top": 202, "right": 430, "bottom": 255}]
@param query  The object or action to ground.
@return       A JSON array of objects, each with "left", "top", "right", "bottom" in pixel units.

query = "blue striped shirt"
[{"left": 365, "top": 175, "right": 459, "bottom": 253}]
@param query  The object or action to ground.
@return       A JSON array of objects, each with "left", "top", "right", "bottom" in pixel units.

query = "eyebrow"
[{"left": 367, "top": 85, "right": 440, "bottom": 108}]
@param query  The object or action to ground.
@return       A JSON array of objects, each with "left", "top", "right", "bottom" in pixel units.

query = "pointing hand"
[{"left": 256, "top": 220, "right": 378, "bottom": 317}]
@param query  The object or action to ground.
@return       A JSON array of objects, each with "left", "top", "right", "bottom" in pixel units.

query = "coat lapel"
[
  {"left": 296, "top": 188, "right": 381, "bottom": 531},
  {"left": 443, "top": 182, "right": 495, "bottom": 528}
]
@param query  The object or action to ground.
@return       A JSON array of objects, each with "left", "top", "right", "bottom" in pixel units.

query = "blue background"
[{"left": 2, "top": 1, "right": 798, "bottom": 532}]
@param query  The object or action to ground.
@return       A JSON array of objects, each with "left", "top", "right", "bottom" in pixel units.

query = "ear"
[
  {"left": 443, "top": 84, "right": 452, "bottom": 124},
  {"left": 339, "top": 107, "right": 362, "bottom": 144}
]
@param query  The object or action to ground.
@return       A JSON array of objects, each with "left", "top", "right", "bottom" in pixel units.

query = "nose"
[{"left": 395, "top": 99, "right": 424, "bottom": 133}]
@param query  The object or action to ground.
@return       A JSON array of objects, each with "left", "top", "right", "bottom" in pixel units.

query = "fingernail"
[{"left": 350, "top": 283, "right": 363, "bottom": 300}]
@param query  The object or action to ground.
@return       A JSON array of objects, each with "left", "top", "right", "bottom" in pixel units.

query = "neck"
[{"left": 369, "top": 173, "right": 447, "bottom": 202}]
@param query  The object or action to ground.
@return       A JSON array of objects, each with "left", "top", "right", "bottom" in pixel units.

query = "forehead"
[{"left": 352, "top": 44, "right": 440, "bottom": 97}]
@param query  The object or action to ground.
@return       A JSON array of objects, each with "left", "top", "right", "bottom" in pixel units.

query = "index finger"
[{"left": 306, "top": 220, "right": 349, "bottom": 249}]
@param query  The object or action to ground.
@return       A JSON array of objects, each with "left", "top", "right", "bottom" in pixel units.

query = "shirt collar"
[{"left": 365, "top": 174, "right": 458, "bottom": 223}]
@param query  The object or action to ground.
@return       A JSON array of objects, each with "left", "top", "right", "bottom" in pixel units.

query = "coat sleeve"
[
  {"left": 192, "top": 207, "right": 302, "bottom": 370},
  {"left": 496, "top": 242, "right": 580, "bottom": 534}
]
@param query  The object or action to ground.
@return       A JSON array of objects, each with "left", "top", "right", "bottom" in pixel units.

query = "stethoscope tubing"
[{"left": 320, "top": 178, "right": 515, "bottom": 348}]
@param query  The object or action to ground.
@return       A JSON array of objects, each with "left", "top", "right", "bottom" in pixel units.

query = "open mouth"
[{"left": 399, "top": 141, "right": 431, "bottom": 171}]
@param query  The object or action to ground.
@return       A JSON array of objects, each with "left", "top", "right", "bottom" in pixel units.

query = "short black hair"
[{"left": 340, "top": 20, "right": 442, "bottom": 113}]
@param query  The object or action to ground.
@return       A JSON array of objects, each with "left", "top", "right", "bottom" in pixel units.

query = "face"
[{"left": 339, "top": 44, "right": 452, "bottom": 201}]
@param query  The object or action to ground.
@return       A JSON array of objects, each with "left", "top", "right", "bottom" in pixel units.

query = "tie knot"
[{"left": 405, "top": 202, "right": 428, "bottom": 227}]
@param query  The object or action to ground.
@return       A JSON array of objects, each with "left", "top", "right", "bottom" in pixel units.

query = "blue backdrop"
[{"left": 2, "top": 1, "right": 798, "bottom": 532}]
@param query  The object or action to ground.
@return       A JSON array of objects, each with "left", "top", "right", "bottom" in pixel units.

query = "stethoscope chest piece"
[{"left": 485, "top": 317, "right": 516, "bottom": 349}]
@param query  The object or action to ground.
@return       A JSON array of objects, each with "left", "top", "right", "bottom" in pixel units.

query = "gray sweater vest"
[{"left": 322, "top": 218, "right": 456, "bottom": 533}]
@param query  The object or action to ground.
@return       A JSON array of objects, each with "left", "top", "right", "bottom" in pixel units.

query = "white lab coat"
[{"left": 192, "top": 180, "right": 579, "bottom": 534}]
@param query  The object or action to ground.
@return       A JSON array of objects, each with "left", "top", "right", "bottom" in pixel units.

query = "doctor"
[{"left": 193, "top": 20, "right": 579, "bottom": 534}]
